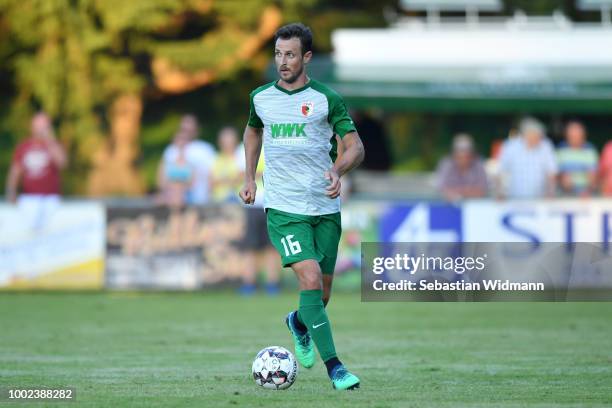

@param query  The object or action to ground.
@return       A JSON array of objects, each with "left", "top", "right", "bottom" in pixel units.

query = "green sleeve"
[
  {"left": 327, "top": 93, "right": 356, "bottom": 138},
  {"left": 247, "top": 91, "right": 263, "bottom": 128}
]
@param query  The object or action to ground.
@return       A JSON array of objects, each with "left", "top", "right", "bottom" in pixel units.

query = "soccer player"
[{"left": 239, "top": 23, "right": 365, "bottom": 390}]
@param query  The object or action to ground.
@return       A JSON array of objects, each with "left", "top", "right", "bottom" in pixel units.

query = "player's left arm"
[
  {"left": 324, "top": 90, "right": 365, "bottom": 198},
  {"left": 332, "top": 131, "right": 364, "bottom": 177},
  {"left": 326, "top": 131, "right": 364, "bottom": 198}
]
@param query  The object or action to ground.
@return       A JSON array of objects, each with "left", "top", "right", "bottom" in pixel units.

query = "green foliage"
[
  {"left": 8, "top": 0, "right": 567, "bottom": 192},
  {"left": 504, "top": 0, "right": 575, "bottom": 15},
  {"left": 1, "top": 0, "right": 335, "bottom": 194},
  {"left": 299, "top": 0, "right": 395, "bottom": 52},
  {"left": 1, "top": 0, "right": 146, "bottom": 192}
]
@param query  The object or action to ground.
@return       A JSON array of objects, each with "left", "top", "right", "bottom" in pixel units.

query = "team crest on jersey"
[{"left": 301, "top": 102, "right": 314, "bottom": 117}]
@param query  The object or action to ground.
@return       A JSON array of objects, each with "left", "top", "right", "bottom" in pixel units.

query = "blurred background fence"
[{"left": 2, "top": 198, "right": 612, "bottom": 290}]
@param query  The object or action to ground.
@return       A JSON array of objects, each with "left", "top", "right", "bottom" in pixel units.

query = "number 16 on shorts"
[{"left": 281, "top": 235, "right": 302, "bottom": 256}]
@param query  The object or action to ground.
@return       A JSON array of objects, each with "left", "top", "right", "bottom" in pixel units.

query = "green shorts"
[{"left": 266, "top": 208, "right": 342, "bottom": 275}]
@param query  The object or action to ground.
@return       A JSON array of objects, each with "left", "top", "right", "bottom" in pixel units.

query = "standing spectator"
[
  {"left": 599, "top": 141, "right": 612, "bottom": 196},
  {"left": 210, "top": 127, "right": 243, "bottom": 203},
  {"left": 5, "top": 112, "right": 67, "bottom": 229},
  {"left": 557, "top": 121, "right": 598, "bottom": 197},
  {"left": 485, "top": 126, "right": 518, "bottom": 183},
  {"left": 498, "top": 118, "right": 557, "bottom": 199},
  {"left": 157, "top": 129, "right": 194, "bottom": 209},
  {"left": 235, "top": 143, "right": 281, "bottom": 295},
  {"left": 161, "top": 115, "right": 216, "bottom": 205},
  {"left": 436, "top": 133, "right": 488, "bottom": 201}
]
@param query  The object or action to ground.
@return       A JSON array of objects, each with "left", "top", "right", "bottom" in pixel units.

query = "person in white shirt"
[{"left": 162, "top": 115, "right": 216, "bottom": 205}]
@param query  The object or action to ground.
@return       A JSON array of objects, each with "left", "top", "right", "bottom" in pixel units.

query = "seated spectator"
[
  {"left": 498, "top": 118, "right": 557, "bottom": 199},
  {"left": 436, "top": 133, "right": 488, "bottom": 201},
  {"left": 161, "top": 115, "right": 216, "bottom": 205},
  {"left": 599, "top": 141, "right": 612, "bottom": 196},
  {"left": 210, "top": 127, "right": 243, "bottom": 203},
  {"left": 157, "top": 130, "right": 194, "bottom": 209},
  {"left": 6, "top": 112, "right": 67, "bottom": 230},
  {"left": 557, "top": 121, "right": 598, "bottom": 197}
]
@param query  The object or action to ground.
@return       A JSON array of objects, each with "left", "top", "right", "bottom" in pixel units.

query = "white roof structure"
[
  {"left": 326, "top": 12, "right": 612, "bottom": 111},
  {"left": 400, "top": 0, "right": 502, "bottom": 11},
  {"left": 332, "top": 26, "right": 612, "bottom": 83}
]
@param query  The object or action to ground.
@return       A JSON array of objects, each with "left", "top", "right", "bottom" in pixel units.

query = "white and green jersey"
[{"left": 248, "top": 79, "right": 356, "bottom": 216}]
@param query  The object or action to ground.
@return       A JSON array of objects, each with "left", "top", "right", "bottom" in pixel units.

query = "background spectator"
[
  {"left": 157, "top": 129, "right": 194, "bottom": 209},
  {"left": 210, "top": 127, "right": 242, "bottom": 203},
  {"left": 161, "top": 115, "right": 216, "bottom": 205},
  {"left": 557, "top": 121, "right": 598, "bottom": 197},
  {"left": 485, "top": 126, "right": 519, "bottom": 183},
  {"left": 598, "top": 141, "right": 612, "bottom": 196},
  {"left": 5, "top": 112, "right": 67, "bottom": 229},
  {"left": 436, "top": 133, "right": 488, "bottom": 201},
  {"left": 498, "top": 117, "right": 557, "bottom": 199},
  {"left": 235, "top": 143, "right": 281, "bottom": 295}
]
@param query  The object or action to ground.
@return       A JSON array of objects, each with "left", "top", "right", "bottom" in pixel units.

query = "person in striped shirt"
[{"left": 557, "top": 121, "right": 598, "bottom": 197}]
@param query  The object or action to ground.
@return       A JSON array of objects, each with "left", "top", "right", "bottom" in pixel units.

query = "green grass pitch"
[{"left": 1, "top": 292, "right": 611, "bottom": 407}]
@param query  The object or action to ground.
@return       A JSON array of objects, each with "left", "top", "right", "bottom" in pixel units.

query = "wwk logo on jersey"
[
  {"left": 301, "top": 102, "right": 314, "bottom": 117},
  {"left": 270, "top": 123, "right": 307, "bottom": 138}
]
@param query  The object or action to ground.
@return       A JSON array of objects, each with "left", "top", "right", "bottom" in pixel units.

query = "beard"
[{"left": 279, "top": 64, "right": 304, "bottom": 84}]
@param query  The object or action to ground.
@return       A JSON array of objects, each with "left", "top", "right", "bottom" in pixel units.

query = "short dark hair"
[
  {"left": 274, "top": 23, "right": 312, "bottom": 55},
  {"left": 565, "top": 118, "right": 583, "bottom": 127}
]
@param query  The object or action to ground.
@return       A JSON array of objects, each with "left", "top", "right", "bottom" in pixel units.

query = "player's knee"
[
  {"left": 301, "top": 273, "right": 322, "bottom": 290},
  {"left": 300, "top": 268, "right": 323, "bottom": 290},
  {"left": 294, "top": 261, "right": 322, "bottom": 290}
]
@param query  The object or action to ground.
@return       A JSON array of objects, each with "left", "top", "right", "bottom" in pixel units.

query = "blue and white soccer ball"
[{"left": 252, "top": 346, "right": 298, "bottom": 390}]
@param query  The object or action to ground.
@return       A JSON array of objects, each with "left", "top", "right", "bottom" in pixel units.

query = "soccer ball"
[{"left": 252, "top": 346, "right": 298, "bottom": 390}]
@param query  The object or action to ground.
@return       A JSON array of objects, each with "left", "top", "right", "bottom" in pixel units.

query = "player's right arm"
[
  {"left": 240, "top": 89, "right": 265, "bottom": 205},
  {"left": 240, "top": 125, "right": 263, "bottom": 205}
]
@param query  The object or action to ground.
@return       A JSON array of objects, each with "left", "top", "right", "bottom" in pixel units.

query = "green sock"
[{"left": 298, "top": 289, "right": 337, "bottom": 362}]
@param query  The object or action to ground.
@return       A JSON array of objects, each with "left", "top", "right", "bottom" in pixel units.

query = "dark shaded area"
[{"left": 352, "top": 111, "right": 392, "bottom": 171}]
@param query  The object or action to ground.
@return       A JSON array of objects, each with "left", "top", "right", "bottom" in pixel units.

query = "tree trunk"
[{"left": 87, "top": 94, "right": 145, "bottom": 196}]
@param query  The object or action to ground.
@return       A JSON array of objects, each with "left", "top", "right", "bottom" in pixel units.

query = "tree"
[{"left": 0, "top": 0, "right": 298, "bottom": 195}]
